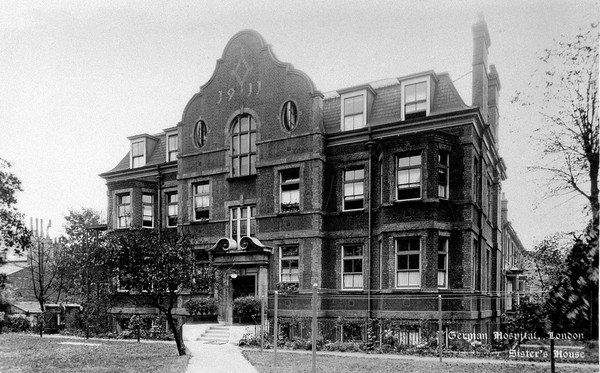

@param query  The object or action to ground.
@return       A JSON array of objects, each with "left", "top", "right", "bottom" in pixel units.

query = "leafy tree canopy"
[{"left": 0, "top": 158, "right": 30, "bottom": 252}]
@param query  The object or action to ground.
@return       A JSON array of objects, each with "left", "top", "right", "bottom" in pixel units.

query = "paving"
[
  {"left": 185, "top": 341, "right": 258, "bottom": 373},
  {"left": 183, "top": 323, "right": 259, "bottom": 373}
]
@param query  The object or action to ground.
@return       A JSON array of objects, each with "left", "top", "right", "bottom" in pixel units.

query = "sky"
[{"left": 0, "top": 0, "right": 597, "bottom": 247}]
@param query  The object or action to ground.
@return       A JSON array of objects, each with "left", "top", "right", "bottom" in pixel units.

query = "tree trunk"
[
  {"left": 38, "top": 311, "right": 44, "bottom": 338},
  {"left": 166, "top": 312, "right": 186, "bottom": 356}
]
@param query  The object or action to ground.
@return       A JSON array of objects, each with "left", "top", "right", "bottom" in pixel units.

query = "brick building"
[
  {"left": 500, "top": 195, "right": 527, "bottom": 312},
  {"left": 100, "top": 16, "right": 523, "bottom": 333}
]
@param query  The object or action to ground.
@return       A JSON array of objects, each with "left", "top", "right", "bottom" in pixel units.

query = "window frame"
[
  {"left": 395, "top": 237, "right": 421, "bottom": 289},
  {"left": 340, "top": 91, "right": 367, "bottom": 131},
  {"left": 131, "top": 140, "right": 145, "bottom": 168},
  {"left": 400, "top": 76, "right": 431, "bottom": 120},
  {"left": 281, "top": 100, "right": 299, "bottom": 132},
  {"left": 279, "top": 245, "right": 300, "bottom": 285},
  {"left": 341, "top": 244, "right": 363, "bottom": 290},
  {"left": 193, "top": 120, "right": 207, "bottom": 148},
  {"left": 396, "top": 152, "right": 422, "bottom": 201},
  {"left": 343, "top": 167, "right": 365, "bottom": 211},
  {"left": 438, "top": 237, "right": 449, "bottom": 289},
  {"left": 229, "top": 205, "right": 256, "bottom": 243},
  {"left": 141, "top": 193, "right": 153, "bottom": 228},
  {"left": 230, "top": 114, "right": 257, "bottom": 177},
  {"left": 280, "top": 168, "right": 300, "bottom": 212},
  {"left": 166, "top": 191, "right": 178, "bottom": 228},
  {"left": 438, "top": 151, "right": 449, "bottom": 199},
  {"left": 193, "top": 181, "right": 210, "bottom": 221},
  {"left": 166, "top": 133, "right": 178, "bottom": 162},
  {"left": 116, "top": 193, "right": 131, "bottom": 229}
]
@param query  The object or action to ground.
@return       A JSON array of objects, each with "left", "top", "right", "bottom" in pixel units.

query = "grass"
[
  {"left": 243, "top": 350, "right": 599, "bottom": 373},
  {"left": 0, "top": 333, "right": 189, "bottom": 373}
]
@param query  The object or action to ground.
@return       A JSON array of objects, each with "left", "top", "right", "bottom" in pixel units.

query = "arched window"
[{"left": 231, "top": 114, "right": 256, "bottom": 176}]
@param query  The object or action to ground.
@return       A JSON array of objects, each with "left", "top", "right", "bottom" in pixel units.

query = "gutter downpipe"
[
  {"left": 477, "top": 118, "right": 490, "bottom": 309},
  {"left": 367, "top": 134, "right": 376, "bottom": 321},
  {"left": 156, "top": 165, "right": 163, "bottom": 233}
]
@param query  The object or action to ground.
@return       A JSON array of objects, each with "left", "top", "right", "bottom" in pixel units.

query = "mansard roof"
[
  {"left": 323, "top": 71, "right": 470, "bottom": 133},
  {"left": 101, "top": 132, "right": 169, "bottom": 176}
]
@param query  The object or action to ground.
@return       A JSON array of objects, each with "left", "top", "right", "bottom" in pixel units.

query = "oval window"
[
  {"left": 281, "top": 101, "right": 298, "bottom": 132},
  {"left": 193, "top": 120, "right": 207, "bottom": 148}
]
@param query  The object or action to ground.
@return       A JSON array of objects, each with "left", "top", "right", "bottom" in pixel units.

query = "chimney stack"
[
  {"left": 488, "top": 64, "right": 501, "bottom": 147},
  {"left": 472, "top": 13, "right": 491, "bottom": 123},
  {"left": 501, "top": 192, "right": 508, "bottom": 225}
]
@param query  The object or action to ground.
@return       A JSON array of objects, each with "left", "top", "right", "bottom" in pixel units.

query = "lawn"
[
  {"left": 243, "top": 350, "right": 598, "bottom": 373},
  {"left": 0, "top": 333, "right": 189, "bottom": 373}
]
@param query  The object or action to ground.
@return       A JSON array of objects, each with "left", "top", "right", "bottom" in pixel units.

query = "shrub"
[
  {"left": 6, "top": 314, "right": 31, "bottom": 332},
  {"left": 239, "top": 332, "right": 271, "bottom": 348},
  {"left": 505, "top": 296, "right": 548, "bottom": 338},
  {"left": 232, "top": 296, "right": 260, "bottom": 320},
  {"left": 184, "top": 298, "right": 217, "bottom": 316}
]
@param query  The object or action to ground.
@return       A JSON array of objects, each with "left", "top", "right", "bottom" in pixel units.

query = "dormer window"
[
  {"left": 338, "top": 85, "right": 375, "bottom": 132},
  {"left": 342, "top": 93, "right": 365, "bottom": 131},
  {"left": 400, "top": 75, "right": 433, "bottom": 120},
  {"left": 167, "top": 133, "right": 178, "bottom": 162},
  {"left": 128, "top": 134, "right": 158, "bottom": 169},
  {"left": 131, "top": 141, "right": 145, "bottom": 168}
]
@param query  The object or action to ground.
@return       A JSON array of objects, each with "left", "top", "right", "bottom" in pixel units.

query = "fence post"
[
  {"left": 274, "top": 291, "right": 278, "bottom": 366},
  {"left": 260, "top": 295, "right": 264, "bottom": 352},
  {"left": 438, "top": 294, "right": 443, "bottom": 362},
  {"left": 312, "top": 283, "right": 318, "bottom": 373},
  {"left": 550, "top": 334, "right": 555, "bottom": 373}
]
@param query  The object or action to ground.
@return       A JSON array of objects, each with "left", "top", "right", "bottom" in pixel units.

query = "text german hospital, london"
[{"left": 447, "top": 331, "right": 585, "bottom": 341}]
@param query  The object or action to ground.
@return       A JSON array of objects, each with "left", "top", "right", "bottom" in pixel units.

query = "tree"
[
  {"left": 547, "top": 237, "right": 599, "bottom": 338},
  {"left": 523, "top": 233, "right": 569, "bottom": 294},
  {"left": 58, "top": 208, "right": 111, "bottom": 338},
  {"left": 515, "top": 23, "right": 599, "bottom": 241},
  {"left": 29, "top": 234, "right": 63, "bottom": 337},
  {"left": 0, "top": 158, "right": 30, "bottom": 253},
  {"left": 103, "top": 229, "right": 196, "bottom": 356}
]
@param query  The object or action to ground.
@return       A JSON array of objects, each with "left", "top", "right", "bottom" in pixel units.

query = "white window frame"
[
  {"left": 395, "top": 237, "right": 421, "bottom": 288},
  {"left": 229, "top": 206, "right": 256, "bottom": 243},
  {"left": 166, "top": 133, "right": 178, "bottom": 162},
  {"left": 438, "top": 237, "right": 449, "bottom": 289},
  {"left": 231, "top": 114, "right": 257, "bottom": 177},
  {"left": 279, "top": 245, "right": 300, "bottom": 284},
  {"left": 396, "top": 152, "right": 422, "bottom": 201},
  {"left": 280, "top": 168, "right": 300, "bottom": 212},
  {"left": 342, "top": 245, "right": 363, "bottom": 290},
  {"left": 343, "top": 167, "right": 365, "bottom": 211},
  {"left": 116, "top": 193, "right": 131, "bottom": 228},
  {"left": 340, "top": 91, "right": 367, "bottom": 131},
  {"left": 193, "top": 181, "right": 210, "bottom": 221},
  {"left": 131, "top": 140, "right": 145, "bottom": 168},
  {"left": 166, "top": 192, "right": 178, "bottom": 228},
  {"left": 142, "top": 193, "right": 153, "bottom": 228},
  {"left": 438, "top": 151, "right": 449, "bottom": 199},
  {"left": 400, "top": 76, "right": 431, "bottom": 120}
]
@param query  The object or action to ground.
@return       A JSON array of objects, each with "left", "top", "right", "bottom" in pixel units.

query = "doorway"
[{"left": 232, "top": 275, "right": 256, "bottom": 299}]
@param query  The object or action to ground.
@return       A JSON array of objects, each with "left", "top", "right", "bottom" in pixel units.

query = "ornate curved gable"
[{"left": 181, "top": 30, "right": 323, "bottom": 151}]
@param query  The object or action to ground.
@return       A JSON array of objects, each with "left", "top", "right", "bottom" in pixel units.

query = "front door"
[{"left": 232, "top": 275, "right": 256, "bottom": 299}]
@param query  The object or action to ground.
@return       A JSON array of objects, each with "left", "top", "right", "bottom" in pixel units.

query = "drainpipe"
[
  {"left": 366, "top": 135, "right": 376, "bottom": 321},
  {"left": 477, "top": 121, "right": 490, "bottom": 304},
  {"left": 156, "top": 165, "right": 163, "bottom": 231}
]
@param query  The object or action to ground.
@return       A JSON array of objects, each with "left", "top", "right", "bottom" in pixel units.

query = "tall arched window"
[{"left": 231, "top": 114, "right": 256, "bottom": 176}]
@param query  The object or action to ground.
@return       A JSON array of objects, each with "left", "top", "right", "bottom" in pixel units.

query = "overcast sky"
[{"left": 0, "top": 0, "right": 597, "bottom": 247}]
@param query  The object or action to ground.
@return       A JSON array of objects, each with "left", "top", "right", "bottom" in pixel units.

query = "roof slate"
[
  {"left": 322, "top": 72, "right": 470, "bottom": 133},
  {"left": 104, "top": 72, "right": 470, "bottom": 173},
  {"left": 104, "top": 133, "right": 168, "bottom": 174}
]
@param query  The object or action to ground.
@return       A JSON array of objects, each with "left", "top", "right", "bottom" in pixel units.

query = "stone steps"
[{"left": 197, "top": 325, "right": 230, "bottom": 344}]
